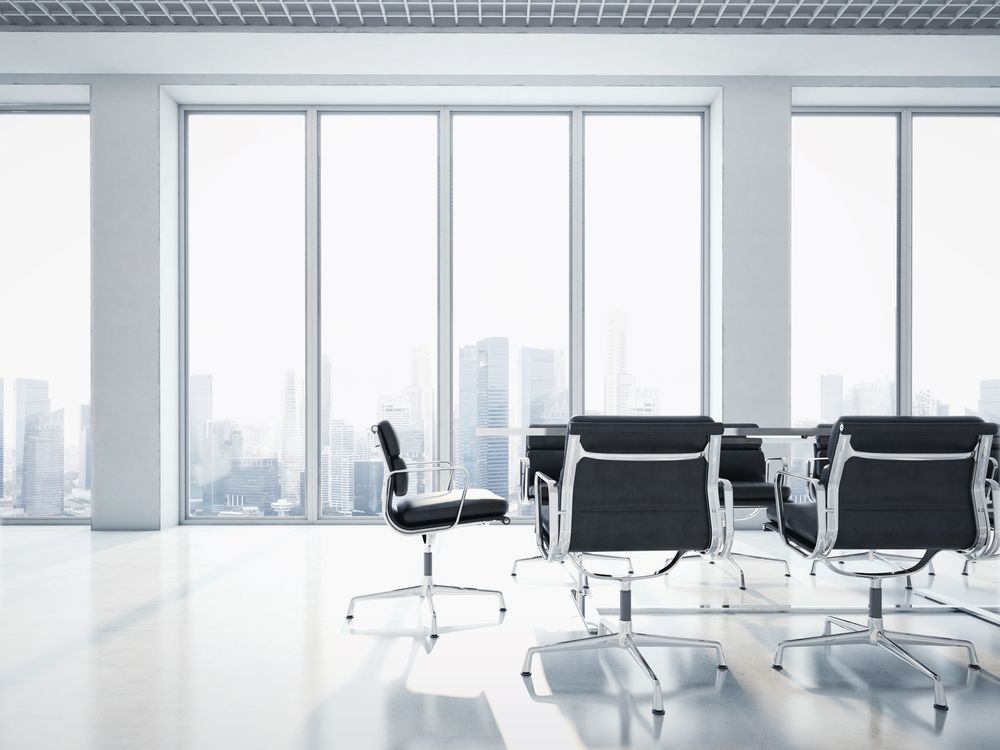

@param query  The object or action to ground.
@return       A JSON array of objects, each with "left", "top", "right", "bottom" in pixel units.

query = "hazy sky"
[{"left": 1, "top": 113, "right": 90, "bottom": 456}]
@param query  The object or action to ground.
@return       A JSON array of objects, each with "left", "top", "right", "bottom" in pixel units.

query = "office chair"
[
  {"left": 806, "top": 422, "right": 936, "bottom": 586},
  {"left": 521, "top": 416, "right": 731, "bottom": 716},
  {"left": 768, "top": 416, "right": 996, "bottom": 710},
  {"left": 345, "top": 420, "right": 509, "bottom": 638},
  {"left": 672, "top": 423, "right": 791, "bottom": 589}
]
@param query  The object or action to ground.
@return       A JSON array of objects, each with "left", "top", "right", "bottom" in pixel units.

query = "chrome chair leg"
[
  {"left": 772, "top": 629, "right": 869, "bottom": 668},
  {"left": 824, "top": 616, "right": 866, "bottom": 634},
  {"left": 521, "top": 633, "right": 618, "bottom": 675},
  {"left": 513, "top": 553, "right": 633, "bottom": 577},
  {"left": 433, "top": 584, "right": 507, "bottom": 612},
  {"left": 730, "top": 551, "right": 792, "bottom": 578},
  {"left": 631, "top": 633, "right": 728, "bottom": 670},
  {"left": 623, "top": 639, "right": 665, "bottom": 715},
  {"left": 962, "top": 559, "right": 972, "bottom": 576},
  {"left": 345, "top": 585, "right": 423, "bottom": 619},
  {"left": 511, "top": 555, "right": 543, "bottom": 577},
  {"left": 726, "top": 556, "right": 747, "bottom": 590},
  {"left": 882, "top": 630, "right": 980, "bottom": 669},
  {"left": 876, "top": 634, "right": 949, "bottom": 710}
]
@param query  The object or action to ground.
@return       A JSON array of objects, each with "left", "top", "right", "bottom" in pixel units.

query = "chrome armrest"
[
  {"left": 409, "top": 460, "right": 457, "bottom": 491},
  {"left": 518, "top": 457, "right": 531, "bottom": 504},
  {"left": 765, "top": 457, "right": 787, "bottom": 483},
  {"left": 384, "top": 464, "right": 472, "bottom": 534},
  {"left": 990, "top": 457, "right": 999, "bottom": 483},
  {"left": 772, "top": 470, "right": 828, "bottom": 559},
  {"left": 533, "top": 470, "right": 560, "bottom": 559},
  {"left": 716, "top": 478, "right": 735, "bottom": 558}
]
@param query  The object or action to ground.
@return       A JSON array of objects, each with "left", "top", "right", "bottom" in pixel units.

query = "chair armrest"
[
  {"left": 533, "top": 471, "right": 560, "bottom": 559},
  {"left": 716, "top": 478, "right": 735, "bottom": 558},
  {"left": 409, "top": 460, "right": 457, "bottom": 491},
  {"left": 772, "top": 470, "right": 828, "bottom": 558},
  {"left": 765, "top": 457, "right": 787, "bottom": 483},
  {"left": 518, "top": 457, "right": 531, "bottom": 504},
  {"left": 384, "top": 464, "right": 472, "bottom": 533}
]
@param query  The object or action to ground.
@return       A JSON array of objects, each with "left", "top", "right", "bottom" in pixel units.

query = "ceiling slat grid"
[{"left": 1, "top": 0, "right": 999, "bottom": 28}]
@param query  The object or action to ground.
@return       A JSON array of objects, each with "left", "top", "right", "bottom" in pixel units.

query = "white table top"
[{"left": 475, "top": 425, "right": 826, "bottom": 439}]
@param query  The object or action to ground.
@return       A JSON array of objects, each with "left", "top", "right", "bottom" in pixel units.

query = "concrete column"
[{"left": 90, "top": 78, "right": 178, "bottom": 529}]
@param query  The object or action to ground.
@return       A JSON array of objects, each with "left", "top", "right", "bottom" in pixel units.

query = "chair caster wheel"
[
  {"left": 809, "top": 572, "right": 816, "bottom": 576},
  {"left": 717, "top": 665, "right": 728, "bottom": 671},
  {"left": 928, "top": 571, "right": 936, "bottom": 576},
  {"left": 499, "top": 607, "right": 507, "bottom": 612},
  {"left": 520, "top": 671, "right": 531, "bottom": 677},
  {"left": 345, "top": 615, "right": 354, "bottom": 620},
  {"left": 934, "top": 704, "right": 948, "bottom": 712},
  {"left": 739, "top": 586, "right": 747, "bottom": 591},
  {"left": 784, "top": 573, "right": 792, "bottom": 578},
  {"left": 652, "top": 709, "right": 665, "bottom": 716},
  {"left": 430, "top": 634, "right": 439, "bottom": 639},
  {"left": 771, "top": 665, "right": 783, "bottom": 671},
  {"left": 970, "top": 664, "right": 981, "bottom": 670}
]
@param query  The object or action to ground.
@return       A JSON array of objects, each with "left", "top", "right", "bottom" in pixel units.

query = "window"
[
  {"left": 319, "top": 114, "right": 438, "bottom": 518},
  {"left": 912, "top": 115, "right": 1000, "bottom": 419},
  {"left": 790, "top": 115, "right": 899, "bottom": 427},
  {"left": 186, "top": 113, "right": 306, "bottom": 518},
  {"left": 452, "top": 114, "right": 570, "bottom": 516},
  {"left": 0, "top": 112, "right": 91, "bottom": 519},
  {"left": 584, "top": 114, "right": 704, "bottom": 415}
]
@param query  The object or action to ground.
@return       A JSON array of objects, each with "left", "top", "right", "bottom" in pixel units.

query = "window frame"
[
  {"left": 0, "top": 105, "right": 92, "bottom": 526},
  {"left": 792, "top": 106, "right": 1000, "bottom": 420},
  {"left": 178, "top": 104, "right": 711, "bottom": 524}
]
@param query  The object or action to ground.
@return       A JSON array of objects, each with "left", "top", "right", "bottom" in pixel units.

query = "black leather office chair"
[
  {"left": 806, "top": 421, "right": 936, "bottom": 584},
  {"left": 767, "top": 416, "right": 996, "bottom": 710},
  {"left": 345, "top": 420, "right": 510, "bottom": 638},
  {"left": 513, "top": 425, "right": 632, "bottom": 590},
  {"left": 521, "top": 416, "right": 730, "bottom": 716}
]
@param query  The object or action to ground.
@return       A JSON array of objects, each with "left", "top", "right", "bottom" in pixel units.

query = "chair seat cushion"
[
  {"left": 766, "top": 500, "right": 819, "bottom": 546},
  {"left": 730, "top": 481, "right": 791, "bottom": 506},
  {"left": 392, "top": 489, "right": 509, "bottom": 530}
]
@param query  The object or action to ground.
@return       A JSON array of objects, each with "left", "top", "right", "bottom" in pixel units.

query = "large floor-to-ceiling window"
[
  {"left": 912, "top": 115, "right": 1000, "bottom": 419},
  {"left": 186, "top": 113, "right": 306, "bottom": 519},
  {"left": 0, "top": 111, "right": 91, "bottom": 520},
  {"left": 452, "top": 114, "right": 571, "bottom": 517},
  {"left": 183, "top": 106, "right": 707, "bottom": 522},
  {"left": 319, "top": 114, "right": 438, "bottom": 518},
  {"left": 583, "top": 114, "right": 704, "bottom": 416},
  {"left": 790, "top": 114, "right": 899, "bottom": 428}
]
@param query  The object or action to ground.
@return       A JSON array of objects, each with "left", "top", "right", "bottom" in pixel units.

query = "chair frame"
[
  {"left": 521, "top": 428, "right": 732, "bottom": 715},
  {"left": 770, "top": 428, "right": 994, "bottom": 710},
  {"left": 346, "top": 441, "right": 507, "bottom": 639}
]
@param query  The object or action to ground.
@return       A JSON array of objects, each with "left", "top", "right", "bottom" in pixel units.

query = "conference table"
[{"left": 474, "top": 423, "right": 1000, "bottom": 628}]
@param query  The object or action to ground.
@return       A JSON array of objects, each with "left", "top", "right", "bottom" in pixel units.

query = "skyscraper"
[
  {"left": 604, "top": 311, "right": 634, "bottom": 415},
  {"left": 188, "top": 374, "right": 213, "bottom": 502},
  {"left": 79, "top": 404, "right": 92, "bottom": 491},
  {"left": 14, "top": 378, "right": 50, "bottom": 503},
  {"left": 456, "top": 344, "right": 479, "bottom": 484},
  {"left": 844, "top": 378, "right": 895, "bottom": 416},
  {"left": 353, "top": 459, "right": 384, "bottom": 516},
  {"left": 204, "top": 420, "right": 243, "bottom": 513},
  {"left": 224, "top": 457, "right": 279, "bottom": 511},
  {"left": 978, "top": 379, "right": 1000, "bottom": 422},
  {"left": 22, "top": 408, "right": 64, "bottom": 516},
  {"left": 520, "top": 348, "right": 560, "bottom": 427},
  {"left": 328, "top": 419, "right": 355, "bottom": 515},
  {"left": 279, "top": 369, "right": 303, "bottom": 505},
  {"left": 820, "top": 374, "right": 844, "bottom": 423},
  {"left": 475, "top": 337, "right": 509, "bottom": 498}
]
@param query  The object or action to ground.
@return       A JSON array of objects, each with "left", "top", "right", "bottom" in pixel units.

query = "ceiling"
[{"left": 0, "top": 0, "right": 998, "bottom": 30}]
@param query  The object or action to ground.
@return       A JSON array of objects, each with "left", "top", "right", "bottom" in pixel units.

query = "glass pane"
[
  {"left": 791, "top": 115, "right": 898, "bottom": 428},
  {"left": 452, "top": 114, "right": 570, "bottom": 517},
  {"left": 187, "top": 114, "right": 305, "bottom": 518},
  {"left": 913, "top": 116, "right": 1000, "bottom": 418},
  {"left": 584, "top": 114, "right": 703, "bottom": 415},
  {"left": 319, "top": 114, "right": 438, "bottom": 518},
  {"left": 0, "top": 113, "right": 91, "bottom": 519}
]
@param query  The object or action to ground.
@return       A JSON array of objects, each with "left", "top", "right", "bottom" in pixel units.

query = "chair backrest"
[
  {"left": 810, "top": 423, "right": 834, "bottom": 479},
  {"left": 825, "top": 416, "right": 995, "bottom": 551},
  {"left": 374, "top": 420, "right": 408, "bottom": 498},
  {"left": 720, "top": 422, "right": 765, "bottom": 482},
  {"left": 524, "top": 424, "right": 566, "bottom": 499},
  {"left": 555, "top": 416, "right": 724, "bottom": 554}
]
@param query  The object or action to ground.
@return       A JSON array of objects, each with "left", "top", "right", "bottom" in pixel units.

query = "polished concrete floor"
[{"left": 1, "top": 524, "right": 998, "bottom": 750}]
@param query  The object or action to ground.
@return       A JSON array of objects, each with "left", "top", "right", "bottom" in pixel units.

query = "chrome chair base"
[
  {"left": 511, "top": 552, "right": 634, "bottom": 577},
  {"left": 962, "top": 558, "right": 997, "bottom": 576},
  {"left": 773, "top": 588, "right": 979, "bottom": 710},
  {"left": 522, "top": 584, "right": 727, "bottom": 715},
  {"left": 677, "top": 550, "right": 791, "bottom": 590},
  {"left": 810, "top": 551, "right": 935, "bottom": 589},
  {"left": 346, "top": 540, "right": 505, "bottom": 639}
]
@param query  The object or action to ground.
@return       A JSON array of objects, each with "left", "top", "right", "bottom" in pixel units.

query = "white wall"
[{"left": 4, "top": 32, "right": 1000, "bottom": 528}]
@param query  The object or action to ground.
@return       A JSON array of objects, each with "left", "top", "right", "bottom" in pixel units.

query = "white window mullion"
[
  {"left": 305, "top": 108, "right": 321, "bottom": 521},
  {"left": 898, "top": 109, "right": 914, "bottom": 416}
]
